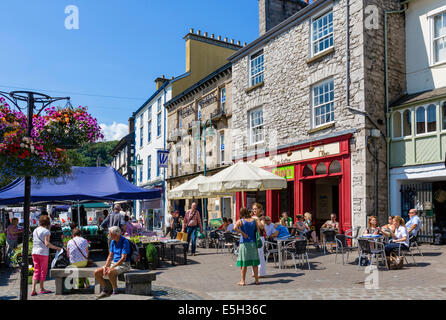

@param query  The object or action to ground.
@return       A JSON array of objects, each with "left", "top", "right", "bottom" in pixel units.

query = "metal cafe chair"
[
  {"left": 335, "top": 234, "right": 355, "bottom": 265},
  {"left": 285, "top": 239, "right": 311, "bottom": 270},
  {"left": 264, "top": 240, "right": 279, "bottom": 267},
  {"left": 345, "top": 226, "right": 361, "bottom": 248},
  {"left": 322, "top": 229, "right": 337, "bottom": 254},
  {"left": 223, "top": 232, "right": 236, "bottom": 255},
  {"left": 397, "top": 240, "right": 417, "bottom": 265},
  {"left": 214, "top": 230, "right": 226, "bottom": 254},
  {"left": 409, "top": 234, "right": 423, "bottom": 256},
  {"left": 357, "top": 238, "right": 388, "bottom": 270}
]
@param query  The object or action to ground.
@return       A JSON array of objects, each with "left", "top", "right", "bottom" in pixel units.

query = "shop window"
[
  {"left": 416, "top": 106, "right": 426, "bottom": 134},
  {"left": 329, "top": 160, "right": 341, "bottom": 174},
  {"left": 393, "top": 111, "right": 402, "bottom": 138},
  {"left": 303, "top": 165, "right": 313, "bottom": 176},
  {"left": 403, "top": 109, "right": 412, "bottom": 136},
  {"left": 427, "top": 104, "right": 437, "bottom": 132},
  {"left": 442, "top": 101, "right": 446, "bottom": 130},
  {"left": 315, "top": 162, "right": 327, "bottom": 175}
]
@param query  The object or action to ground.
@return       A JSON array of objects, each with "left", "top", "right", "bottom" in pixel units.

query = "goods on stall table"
[
  {"left": 0, "top": 233, "right": 5, "bottom": 246},
  {"left": 59, "top": 212, "right": 71, "bottom": 226}
]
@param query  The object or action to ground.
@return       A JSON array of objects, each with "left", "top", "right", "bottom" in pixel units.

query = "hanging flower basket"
[{"left": 0, "top": 99, "right": 103, "bottom": 178}]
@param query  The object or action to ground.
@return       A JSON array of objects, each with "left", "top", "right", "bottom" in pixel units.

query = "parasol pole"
[{"left": 241, "top": 191, "right": 245, "bottom": 208}]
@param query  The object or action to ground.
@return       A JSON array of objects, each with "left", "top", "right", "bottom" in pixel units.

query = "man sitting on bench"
[{"left": 94, "top": 226, "right": 131, "bottom": 299}]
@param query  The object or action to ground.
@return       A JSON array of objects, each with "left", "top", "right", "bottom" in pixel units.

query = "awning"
[{"left": 0, "top": 166, "right": 161, "bottom": 205}]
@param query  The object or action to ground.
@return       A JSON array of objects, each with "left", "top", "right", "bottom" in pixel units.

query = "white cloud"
[{"left": 100, "top": 122, "right": 128, "bottom": 141}]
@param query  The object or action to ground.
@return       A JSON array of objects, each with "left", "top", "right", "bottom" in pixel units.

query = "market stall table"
[{"left": 160, "top": 240, "right": 188, "bottom": 266}]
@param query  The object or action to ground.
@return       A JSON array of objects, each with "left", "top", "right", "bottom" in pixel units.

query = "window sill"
[
  {"left": 429, "top": 60, "right": 446, "bottom": 68},
  {"left": 308, "top": 122, "right": 335, "bottom": 134},
  {"left": 245, "top": 81, "right": 264, "bottom": 94},
  {"left": 306, "top": 47, "right": 335, "bottom": 65}
]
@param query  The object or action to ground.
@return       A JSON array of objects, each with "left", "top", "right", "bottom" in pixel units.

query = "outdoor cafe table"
[{"left": 276, "top": 237, "right": 296, "bottom": 269}]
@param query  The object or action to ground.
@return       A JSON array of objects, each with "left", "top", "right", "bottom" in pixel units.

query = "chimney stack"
[
  {"left": 259, "top": 0, "right": 308, "bottom": 36},
  {"left": 155, "top": 75, "right": 169, "bottom": 90},
  {"left": 128, "top": 116, "right": 135, "bottom": 134}
]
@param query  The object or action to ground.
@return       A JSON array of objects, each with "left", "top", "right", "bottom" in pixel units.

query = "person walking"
[
  {"left": 252, "top": 203, "right": 266, "bottom": 278},
  {"left": 164, "top": 211, "right": 174, "bottom": 238},
  {"left": 6, "top": 218, "right": 21, "bottom": 267},
  {"left": 31, "top": 215, "right": 62, "bottom": 296},
  {"left": 182, "top": 203, "right": 203, "bottom": 256},
  {"left": 234, "top": 207, "right": 260, "bottom": 286}
]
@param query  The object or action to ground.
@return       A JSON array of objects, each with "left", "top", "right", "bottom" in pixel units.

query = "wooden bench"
[{"left": 50, "top": 267, "right": 156, "bottom": 296}]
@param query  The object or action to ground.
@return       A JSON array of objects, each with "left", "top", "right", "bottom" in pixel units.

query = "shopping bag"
[
  {"left": 176, "top": 232, "right": 188, "bottom": 242},
  {"left": 51, "top": 249, "right": 70, "bottom": 269}
]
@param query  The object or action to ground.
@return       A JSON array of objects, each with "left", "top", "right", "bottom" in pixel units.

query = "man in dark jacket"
[{"left": 100, "top": 204, "right": 126, "bottom": 248}]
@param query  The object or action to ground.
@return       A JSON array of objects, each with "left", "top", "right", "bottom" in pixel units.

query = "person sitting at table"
[
  {"left": 280, "top": 212, "right": 293, "bottom": 227},
  {"left": 363, "top": 215, "right": 381, "bottom": 236},
  {"left": 320, "top": 213, "right": 339, "bottom": 247},
  {"left": 269, "top": 223, "right": 291, "bottom": 241},
  {"left": 406, "top": 209, "right": 422, "bottom": 237},
  {"left": 217, "top": 217, "right": 229, "bottom": 231},
  {"left": 295, "top": 215, "right": 320, "bottom": 249},
  {"left": 384, "top": 216, "right": 409, "bottom": 256},
  {"left": 264, "top": 216, "right": 276, "bottom": 239},
  {"left": 226, "top": 219, "right": 235, "bottom": 232},
  {"left": 381, "top": 215, "right": 395, "bottom": 238}
]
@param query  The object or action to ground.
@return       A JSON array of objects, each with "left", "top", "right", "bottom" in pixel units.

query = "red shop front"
[{"left": 235, "top": 133, "right": 352, "bottom": 235}]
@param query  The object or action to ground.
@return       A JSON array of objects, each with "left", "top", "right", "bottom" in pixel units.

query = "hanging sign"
[
  {"left": 272, "top": 165, "right": 294, "bottom": 179},
  {"left": 157, "top": 149, "right": 169, "bottom": 169}
]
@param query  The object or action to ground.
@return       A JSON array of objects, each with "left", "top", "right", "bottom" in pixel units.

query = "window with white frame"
[
  {"left": 312, "top": 78, "right": 335, "bottom": 127},
  {"left": 147, "top": 155, "right": 151, "bottom": 181},
  {"left": 139, "top": 126, "right": 143, "bottom": 147},
  {"left": 157, "top": 112, "right": 161, "bottom": 137},
  {"left": 442, "top": 101, "right": 446, "bottom": 130},
  {"left": 311, "top": 10, "right": 334, "bottom": 56},
  {"left": 219, "top": 132, "right": 225, "bottom": 165},
  {"left": 392, "top": 109, "right": 412, "bottom": 138},
  {"left": 220, "top": 87, "right": 226, "bottom": 112},
  {"left": 139, "top": 165, "right": 143, "bottom": 183},
  {"left": 432, "top": 11, "right": 446, "bottom": 64},
  {"left": 157, "top": 97, "right": 162, "bottom": 113},
  {"left": 250, "top": 50, "right": 264, "bottom": 87},
  {"left": 248, "top": 107, "right": 264, "bottom": 145},
  {"left": 147, "top": 120, "right": 152, "bottom": 143},
  {"left": 416, "top": 104, "right": 437, "bottom": 135}
]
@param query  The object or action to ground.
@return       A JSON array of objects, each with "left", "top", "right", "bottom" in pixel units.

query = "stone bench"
[{"left": 50, "top": 267, "right": 156, "bottom": 296}]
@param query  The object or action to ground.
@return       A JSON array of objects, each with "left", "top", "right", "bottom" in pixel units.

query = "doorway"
[
  {"left": 221, "top": 197, "right": 232, "bottom": 219},
  {"left": 279, "top": 181, "right": 295, "bottom": 221}
]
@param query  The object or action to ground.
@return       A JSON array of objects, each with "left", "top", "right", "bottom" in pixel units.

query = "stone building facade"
[
  {"left": 166, "top": 63, "right": 235, "bottom": 221},
  {"left": 228, "top": 0, "right": 406, "bottom": 232}
]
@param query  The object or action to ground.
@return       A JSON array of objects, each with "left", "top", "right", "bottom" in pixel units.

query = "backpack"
[{"left": 128, "top": 239, "right": 140, "bottom": 265}]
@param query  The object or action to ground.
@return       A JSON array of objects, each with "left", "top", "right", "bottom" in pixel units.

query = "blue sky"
[{"left": 0, "top": 0, "right": 259, "bottom": 140}]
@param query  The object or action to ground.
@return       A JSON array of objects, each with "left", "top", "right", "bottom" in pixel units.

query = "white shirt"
[
  {"left": 265, "top": 223, "right": 276, "bottom": 238},
  {"left": 32, "top": 226, "right": 51, "bottom": 256},
  {"left": 166, "top": 214, "right": 172, "bottom": 226},
  {"left": 67, "top": 236, "right": 89, "bottom": 263},
  {"left": 395, "top": 226, "right": 410, "bottom": 247},
  {"left": 406, "top": 215, "right": 422, "bottom": 236},
  {"left": 226, "top": 223, "right": 234, "bottom": 232}
]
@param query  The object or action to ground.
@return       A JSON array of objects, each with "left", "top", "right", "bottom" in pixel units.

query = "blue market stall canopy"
[{"left": 0, "top": 167, "right": 161, "bottom": 205}]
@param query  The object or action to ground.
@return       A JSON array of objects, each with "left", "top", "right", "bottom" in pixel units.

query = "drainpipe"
[
  {"left": 132, "top": 112, "right": 137, "bottom": 218},
  {"left": 345, "top": 0, "right": 351, "bottom": 109},
  {"left": 384, "top": 1, "right": 411, "bottom": 218},
  {"left": 163, "top": 88, "right": 167, "bottom": 233}
]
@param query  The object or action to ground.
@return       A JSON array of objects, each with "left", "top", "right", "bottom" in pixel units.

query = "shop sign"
[
  {"left": 424, "top": 201, "right": 432, "bottom": 210},
  {"left": 272, "top": 165, "right": 294, "bottom": 179}
]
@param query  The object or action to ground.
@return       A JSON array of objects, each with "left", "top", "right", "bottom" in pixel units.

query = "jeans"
[
  {"left": 186, "top": 226, "right": 198, "bottom": 254},
  {"left": 385, "top": 242, "right": 408, "bottom": 256},
  {"left": 6, "top": 239, "right": 18, "bottom": 266}
]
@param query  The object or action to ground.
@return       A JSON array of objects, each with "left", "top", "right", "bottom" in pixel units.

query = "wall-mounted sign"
[{"left": 272, "top": 165, "right": 294, "bottom": 180}]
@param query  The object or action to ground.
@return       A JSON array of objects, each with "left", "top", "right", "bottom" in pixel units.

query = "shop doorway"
[
  {"left": 302, "top": 177, "right": 340, "bottom": 231},
  {"left": 221, "top": 197, "right": 232, "bottom": 219},
  {"left": 279, "top": 181, "right": 295, "bottom": 222}
]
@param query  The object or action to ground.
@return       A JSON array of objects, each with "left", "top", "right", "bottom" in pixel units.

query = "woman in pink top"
[{"left": 6, "top": 218, "right": 21, "bottom": 266}]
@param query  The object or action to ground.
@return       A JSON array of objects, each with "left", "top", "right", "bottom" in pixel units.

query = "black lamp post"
[{"left": 0, "top": 90, "right": 70, "bottom": 300}]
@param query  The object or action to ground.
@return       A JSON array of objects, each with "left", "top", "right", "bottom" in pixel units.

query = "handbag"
[
  {"left": 72, "top": 238, "right": 94, "bottom": 267},
  {"left": 255, "top": 229, "right": 263, "bottom": 249},
  {"left": 387, "top": 251, "right": 404, "bottom": 270}
]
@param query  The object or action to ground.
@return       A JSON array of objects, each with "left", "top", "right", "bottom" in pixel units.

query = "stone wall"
[{"left": 231, "top": 0, "right": 404, "bottom": 230}]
